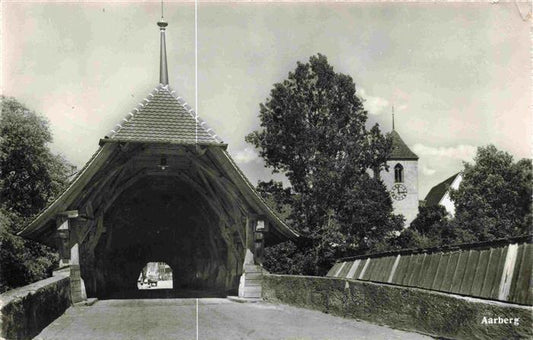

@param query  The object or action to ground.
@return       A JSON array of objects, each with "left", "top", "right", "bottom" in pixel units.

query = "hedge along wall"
[
  {"left": 0, "top": 268, "right": 71, "bottom": 340},
  {"left": 326, "top": 236, "right": 532, "bottom": 305},
  {"left": 263, "top": 274, "right": 533, "bottom": 340}
]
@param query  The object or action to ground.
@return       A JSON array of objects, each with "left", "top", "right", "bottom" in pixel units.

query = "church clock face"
[{"left": 391, "top": 183, "right": 408, "bottom": 201}]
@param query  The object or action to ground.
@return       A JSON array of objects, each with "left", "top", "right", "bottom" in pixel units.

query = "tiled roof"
[
  {"left": 424, "top": 172, "right": 460, "bottom": 207},
  {"left": 389, "top": 130, "right": 418, "bottom": 160},
  {"left": 101, "top": 84, "right": 224, "bottom": 145}
]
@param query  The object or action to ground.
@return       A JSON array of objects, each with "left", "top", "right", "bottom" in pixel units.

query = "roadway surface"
[
  {"left": 138, "top": 279, "right": 173, "bottom": 290},
  {"left": 36, "top": 298, "right": 432, "bottom": 340}
]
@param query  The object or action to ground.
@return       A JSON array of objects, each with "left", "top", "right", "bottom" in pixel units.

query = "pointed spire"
[
  {"left": 392, "top": 105, "right": 395, "bottom": 131},
  {"left": 157, "top": 2, "right": 169, "bottom": 86}
]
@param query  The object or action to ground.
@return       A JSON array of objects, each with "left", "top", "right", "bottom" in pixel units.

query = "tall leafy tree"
[
  {"left": 0, "top": 96, "right": 72, "bottom": 292},
  {"left": 0, "top": 210, "right": 59, "bottom": 293},
  {"left": 0, "top": 96, "right": 73, "bottom": 226},
  {"left": 450, "top": 145, "right": 532, "bottom": 241},
  {"left": 247, "top": 54, "right": 403, "bottom": 274},
  {"left": 410, "top": 205, "right": 449, "bottom": 236},
  {"left": 255, "top": 180, "right": 294, "bottom": 222},
  {"left": 392, "top": 205, "right": 475, "bottom": 251}
]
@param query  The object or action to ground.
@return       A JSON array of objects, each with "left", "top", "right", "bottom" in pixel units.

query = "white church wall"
[
  {"left": 439, "top": 173, "right": 463, "bottom": 217},
  {"left": 381, "top": 160, "right": 419, "bottom": 227}
]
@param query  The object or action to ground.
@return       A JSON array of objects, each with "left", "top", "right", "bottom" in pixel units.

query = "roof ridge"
[
  {"left": 165, "top": 84, "right": 224, "bottom": 144},
  {"left": 103, "top": 84, "right": 224, "bottom": 145},
  {"left": 105, "top": 85, "right": 162, "bottom": 139}
]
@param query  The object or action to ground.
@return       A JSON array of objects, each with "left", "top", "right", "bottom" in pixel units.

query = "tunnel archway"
[{"left": 86, "top": 175, "right": 242, "bottom": 299}]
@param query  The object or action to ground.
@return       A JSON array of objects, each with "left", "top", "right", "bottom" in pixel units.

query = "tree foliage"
[
  {"left": 247, "top": 54, "right": 402, "bottom": 274},
  {"left": 450, "top": 145, "right": 532, "bottom": 240},
  {"left": 0, "top": 96, "right": 71, "bottom": 292},
  {"left": 389, "top": 205, "right": 475, "bottom": 251},
  {"left": 263, "top": 241, "right": 310, "bottom": 275},
  {"left": 255, "top": 180, "right": 294, "bottom": 222},
  {"left": 0, "top": 212, "right": 59, "bottom": 293},
  {"left": 410, "top": 205, "right": 449, "bottom": 236},
  {"left": 396, "top": 144, "right": 532, "bottom": 253},
  {"left": 0, "top": 96, "right": 73, "bottom": 225},
  {"left": 335, "top": 173, "right": 404, "bottom": 252}
]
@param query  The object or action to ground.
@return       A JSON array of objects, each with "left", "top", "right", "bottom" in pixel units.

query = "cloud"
[
  {"left": 421, "top": 165, "right": 436, "bottom": 176},
  {"left": 358, "top": 88, "right": 389, "bottom": 115},
  {"left": 233, "top": 147, "right": 260, "bottom": 164},
  {"left": 412, "top": 144, "right": 476, "bottom": 161},
  {"left": 397, "top": 104, "right": 408, "bottom": 111}
]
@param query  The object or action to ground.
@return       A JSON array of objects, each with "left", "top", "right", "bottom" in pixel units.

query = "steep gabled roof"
[
  {"left": 19, "top": 127, "right": 299, "bottom": 243},
  {"left": 18, "top": 16, "right": 299, "bottom": 245},
  {"left": 389, "top": 130, "right": 418, "bottom": 160},
  {"left": 424, "top": 172, "right": 461, "bottom": 207},
  {"left": 19, "top": 83, "right": 299, "bottom": 242},
  {"left": 101, "top": 84, "right": 224, "bottom": 146}
]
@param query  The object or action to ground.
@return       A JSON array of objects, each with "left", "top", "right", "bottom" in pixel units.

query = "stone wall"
[
  {"left": 0, "top": 268, "right": 71, "bottom": 340},
  {"left": 262, "top": 274, "right": 533, "bottom": 340}
]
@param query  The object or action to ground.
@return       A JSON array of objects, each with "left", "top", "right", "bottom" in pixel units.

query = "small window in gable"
[{"left": 394, "top": 163, "right": 404, "bottom": 183}]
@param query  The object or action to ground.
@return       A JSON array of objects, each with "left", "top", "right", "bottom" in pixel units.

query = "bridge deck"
[{"left": 36, "top": 298, "right": 430, "bottom": 339}]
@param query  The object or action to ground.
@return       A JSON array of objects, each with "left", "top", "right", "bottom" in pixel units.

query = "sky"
[{"left": 2, "top": 1, "right": 531, "bottom": 199}]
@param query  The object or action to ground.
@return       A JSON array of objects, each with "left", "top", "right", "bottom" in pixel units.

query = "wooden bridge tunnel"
[
  {"left": 18, "top": 85, "right": 299, "bottom": 302},
  {"left": 22, "top": 142, "right": 296, "bottom": 301},
  {"left": 18, "top": 17, "right": 298, "bottom": 301}
]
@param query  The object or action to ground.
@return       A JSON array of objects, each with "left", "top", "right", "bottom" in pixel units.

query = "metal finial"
[{"left": 157, "top": 4, "right": 168, "bottom": 85}]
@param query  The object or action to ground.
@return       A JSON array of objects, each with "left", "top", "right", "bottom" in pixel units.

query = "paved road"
[
  {"left": 36, "top": 298, "right": 432, "bottom": 340},
  {"left": 138, "top": 279, "right": 173, "bottom": 290}
]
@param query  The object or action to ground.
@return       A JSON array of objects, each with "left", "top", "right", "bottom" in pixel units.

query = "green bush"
[
  {"left": 0, "top": 97, "right": 68, "bottom": 293},
  {"left": 0, "top": 213, "right": 58, "bottom": 293}
]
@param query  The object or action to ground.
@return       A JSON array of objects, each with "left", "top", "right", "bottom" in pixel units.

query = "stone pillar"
[
  {"left": 243, "top": 217, "right": 255, "bottom": 265},
  {"left": 239, "top": 216, "right": 260, "bottom": 298},
  {"left": 69, "top": 243, "right": 87, "bottom": 303},
  {"left": 56, "top": 213, "right": 87, "bottom": 303}
]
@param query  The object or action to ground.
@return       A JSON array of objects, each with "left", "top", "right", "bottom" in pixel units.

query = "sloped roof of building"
[
  {"left": 100, "top": 84, "right": 223, "bottom": 146},
  {"left": 19, "top": 83, "right": 300, "bottom": 242},
  {"left": 18, "top": 17, "right": 299, "bottom": 244},
  {"left": 389, "top": 130, "right": 418, "bottom": 160},
  {"left": 424, "top": 172, "right": 461, "bottom": 207},
  {"left": 18, "top": 83, "right": 299, "bottom": 240}
]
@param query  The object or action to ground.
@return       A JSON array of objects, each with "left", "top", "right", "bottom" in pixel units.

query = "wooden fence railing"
[{"left": 326, "top": 236, "right": 532, "bottom": 305}]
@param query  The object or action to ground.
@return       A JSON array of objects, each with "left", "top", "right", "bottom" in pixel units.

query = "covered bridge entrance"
[{"left": 19, "top": 18, "right": 298, "bottom": 301}]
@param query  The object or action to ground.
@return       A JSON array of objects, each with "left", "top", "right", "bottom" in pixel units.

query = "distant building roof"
[
  {"left": 100, "top": 84, "right": 224, "bottom": 146},
  {"left": 424, "top": 172, "right": 461, "bottom": 207},
  {"left": 389, "top": 130, "right": 418, "bottom": 160}
]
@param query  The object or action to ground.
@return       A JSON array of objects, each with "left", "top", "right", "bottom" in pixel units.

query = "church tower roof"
[
  {"left": 389, "top": 130, "right": 418, "bottom": 160},
  {"left": 388, "top": 106, "right": 418, "bottom": 160}
]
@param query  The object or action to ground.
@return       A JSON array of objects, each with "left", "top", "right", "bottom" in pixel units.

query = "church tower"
[{"left": 380, "top": 110, "right": 419, "bottom": 226}]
